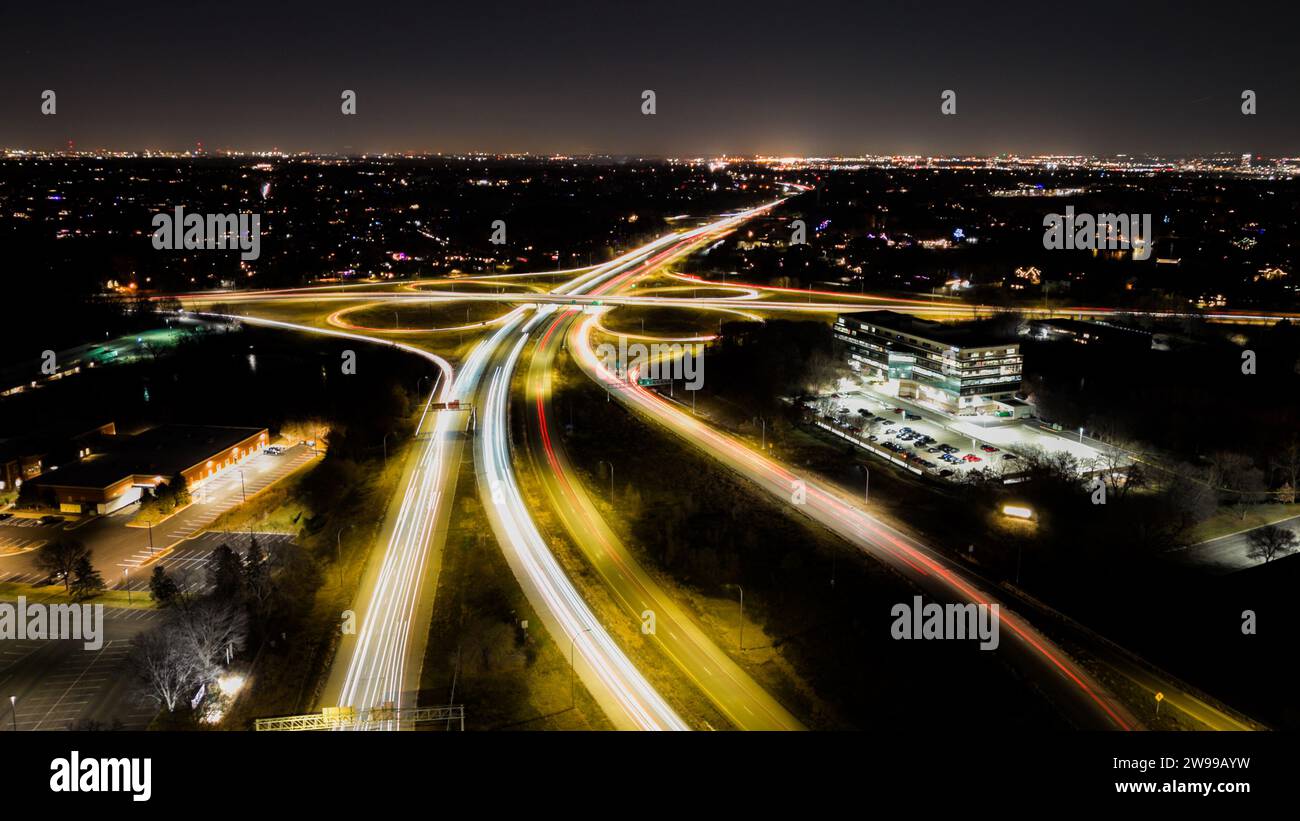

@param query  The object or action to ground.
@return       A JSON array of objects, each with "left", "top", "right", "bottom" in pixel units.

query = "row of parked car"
[{"left": 810, "top": 399, "right": 1021, "bottom": 478}]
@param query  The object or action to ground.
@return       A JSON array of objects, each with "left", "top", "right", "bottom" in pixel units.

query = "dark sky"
[{"left": 1, "top": 0, "right": 1297, "bottom": 156}]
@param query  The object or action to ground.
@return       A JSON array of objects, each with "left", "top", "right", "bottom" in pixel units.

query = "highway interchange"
[{"left": 167, "top": 201, "right": 1275, "bottom": 732}]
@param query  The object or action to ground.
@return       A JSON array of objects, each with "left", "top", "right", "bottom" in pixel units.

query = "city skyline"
[{"left": 2, "top": 1, "right": 1298, "bottom": 157}]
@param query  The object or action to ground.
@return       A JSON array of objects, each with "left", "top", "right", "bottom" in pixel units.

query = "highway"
[
  {"left": 181, "top": 286, "right": 1300, "bottom": 327},
  {"left": 192, "top": 312, "right": 462, "bottom": 723},
  {"left": 520, "top": 241, "right": 804, "bottom": 730},
  {"left": 471, "top": 205, "right": 785, "bottom": 730}
]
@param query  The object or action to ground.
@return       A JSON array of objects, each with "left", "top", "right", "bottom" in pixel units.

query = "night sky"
[{"left": 1, "top": 0, "right": 1297, "bottom": 156}]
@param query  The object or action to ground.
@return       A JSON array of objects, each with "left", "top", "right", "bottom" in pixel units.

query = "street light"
[
  {"left": 123, "top": 568, "right": 131, "bottom": 605},
  {"left": 336, "top": 525, "right": 350, "bottom": 589},
  {"left": 236, "top": 469, "right": 247, "bottom": 504},
  {"left": 8, "top": 696, "right": 15, "bottom": 732},
  {"left": 598, "top": 460, "right": 614, "bottom": 501},
  {"left": 569, "top": 626, "right": 593, "bottom": 708},
  {"left": 382, "top": 432, "right": 392, "bottom": 465},
  {"left": 1078, "top": 426, "right": 1084, "bottom": 444},
  {"left": 724, "top": 583, "right": 745, "bottom": 651}
]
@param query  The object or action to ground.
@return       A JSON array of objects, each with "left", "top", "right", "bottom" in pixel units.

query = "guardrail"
[
  {"left": 814, "top": 421, "right": 924, "bottom": 476},
  {"left": 255, "top": 704, "right": 465, "bottom": 731}
]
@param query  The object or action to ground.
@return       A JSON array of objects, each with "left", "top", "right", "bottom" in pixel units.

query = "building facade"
[
  {"left": 834, "top": 310, "right": 1022, "bottom": 414},
  {"left": 27, "top": 425, "right": 268, "bottom": 515}
]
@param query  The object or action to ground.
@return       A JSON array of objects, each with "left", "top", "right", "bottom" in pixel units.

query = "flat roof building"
[
  {"left": 833, "top": 310, "right": 1022, "bottom": 415},
  {"left": 26, "top": 424, "right": 268, "bottom": 515}
]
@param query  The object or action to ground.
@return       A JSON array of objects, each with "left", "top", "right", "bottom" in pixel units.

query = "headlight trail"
[{"left": 469, "top": 204, "right": 782, "bottom": 730}]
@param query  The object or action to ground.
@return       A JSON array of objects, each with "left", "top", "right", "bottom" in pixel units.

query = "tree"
[
  {"left": 34, "top": 539, "right": 90, "bottom": 594},
  {"left": 1245, "top": 525, "right": 1299, "bottom": 563},
  {"left": 175, "top": 598, "right": 248, "bottom": 682},
  {"left": 207, "top": 544, "right": 244, "bottom": 599},
  {"left": 243, "top": 537, "right": 273, "bottom": 623},
  {"left": 131, "top": 623, "right": 201, "bottom": 713},
  {"left": 69, "top": 555, "right": 104, "bottom": 600},
  {"left": 149, "top": 565, "right": 179, "bottom": 608},
  {"left": 1271, "top": 435, "right": 1300, "bottom": 495},
  {"left": 243, "top": 537, "right": 265, "bottom": 582},
  {"left": 169, "top": 473, "right": 191, "bottom": 508},
  {"left": 1210, "top": 451, "right": 1267, "bottom": 519}
]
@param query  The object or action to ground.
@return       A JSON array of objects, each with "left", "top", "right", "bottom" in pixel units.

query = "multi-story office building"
[{"left": 833, "top": 310, "right": 1023, "bottom": 415}]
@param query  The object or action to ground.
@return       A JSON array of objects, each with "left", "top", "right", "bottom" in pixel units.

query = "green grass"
[
  {"left": 417, "top": 449, "right": 613, "bottom": 730},
  {"left": 0, "top": 581, "right": 157, "bottom": 609},
  {"left": 1187, "top": 503, "right": 1300, "bottom": 544},
  {"left": 342, "top": 300, "right": 515, "bottom": 331}
]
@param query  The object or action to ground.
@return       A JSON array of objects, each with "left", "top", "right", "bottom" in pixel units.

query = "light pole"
[
  {"left": 724, "top": 583, "right": 744, "bottom": 651},
  {"left": 336, "top": 525, "right": 349, "bottom": 588},
  {"left": 598, "top": 461, "right": 614, "bottom": 501},
  {"left": 237, "top": 469, "right": 246, "bottom": 504},
  {"left": 1078, "top": 426, "right": 1084, "bottom": 443},
  {"left": 569, "top": 626, "right": 593, "bottom": 708},
  {"left": 759, "top": 417, "right": 766, "bottom": 450},
  {"left": 864, "top": 467, "right": 870, "bottom": 503},
  {"left": 123, "top": 569, "right": 131, "bottom": 605},
  {"left": 8, "top": 696, "right": 15, "bottom": 732},
  {"left": 382, "top": 432, "right": 391, "bottom": 465},
  {"left": 147, "top": 520, "right": 154, "bottom": 556}
]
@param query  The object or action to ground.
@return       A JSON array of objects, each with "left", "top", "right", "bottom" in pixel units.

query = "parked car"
[
  {"left": 39, "top": 514, "right": 65, "bottom": 525},
  {"left": 980, "top": 445, "right": 999, "bottom": 453},
  {"left": 1002, "top": 453, "right": 1018, "bottom": 460}
]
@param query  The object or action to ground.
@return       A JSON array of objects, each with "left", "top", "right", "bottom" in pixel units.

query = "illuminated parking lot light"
[
  {"left": 217, "top": 673, "right": 246, "bottom": 697},
  {"left": 998, "top": 501, "right": 1029, "bottom": 519}
]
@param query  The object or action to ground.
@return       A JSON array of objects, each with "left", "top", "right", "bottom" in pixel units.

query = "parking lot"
[
  {"left": 115, "top": 530, "right": 295, "bottom": 592},
  {"left": 0, "top": 529, "right": 46, "bottom": 558},
  {"left": 813, "top": 390, "right": 1107, "bottom": 481},
  {"left": 0, "top": 609, "right": 159, "bottom": 731}
]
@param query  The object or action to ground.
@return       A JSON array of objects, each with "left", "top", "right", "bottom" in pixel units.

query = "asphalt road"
[{"left": 1172, "top": 515, "right": 1300, "bottom": 574}]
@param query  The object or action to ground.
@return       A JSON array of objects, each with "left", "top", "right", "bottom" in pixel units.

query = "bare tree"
[
  {"left": 1245, "top": 525, "right": 1299, "bottom": 563},
  {"left": 131, "top": 624, "right": 201, "bottom": 713},
  {"left": 176, "top": 598, "right": 248, "bottom": 682},
  {"left": 1271, "top": 436, "right": 1300, "bottom": 497},
  {"left": 1210, "top": 451, "right": 1267, "bottom": 519},
  {"left": 1093, "top": 439, "right": 1145, "bottom": 502}
]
